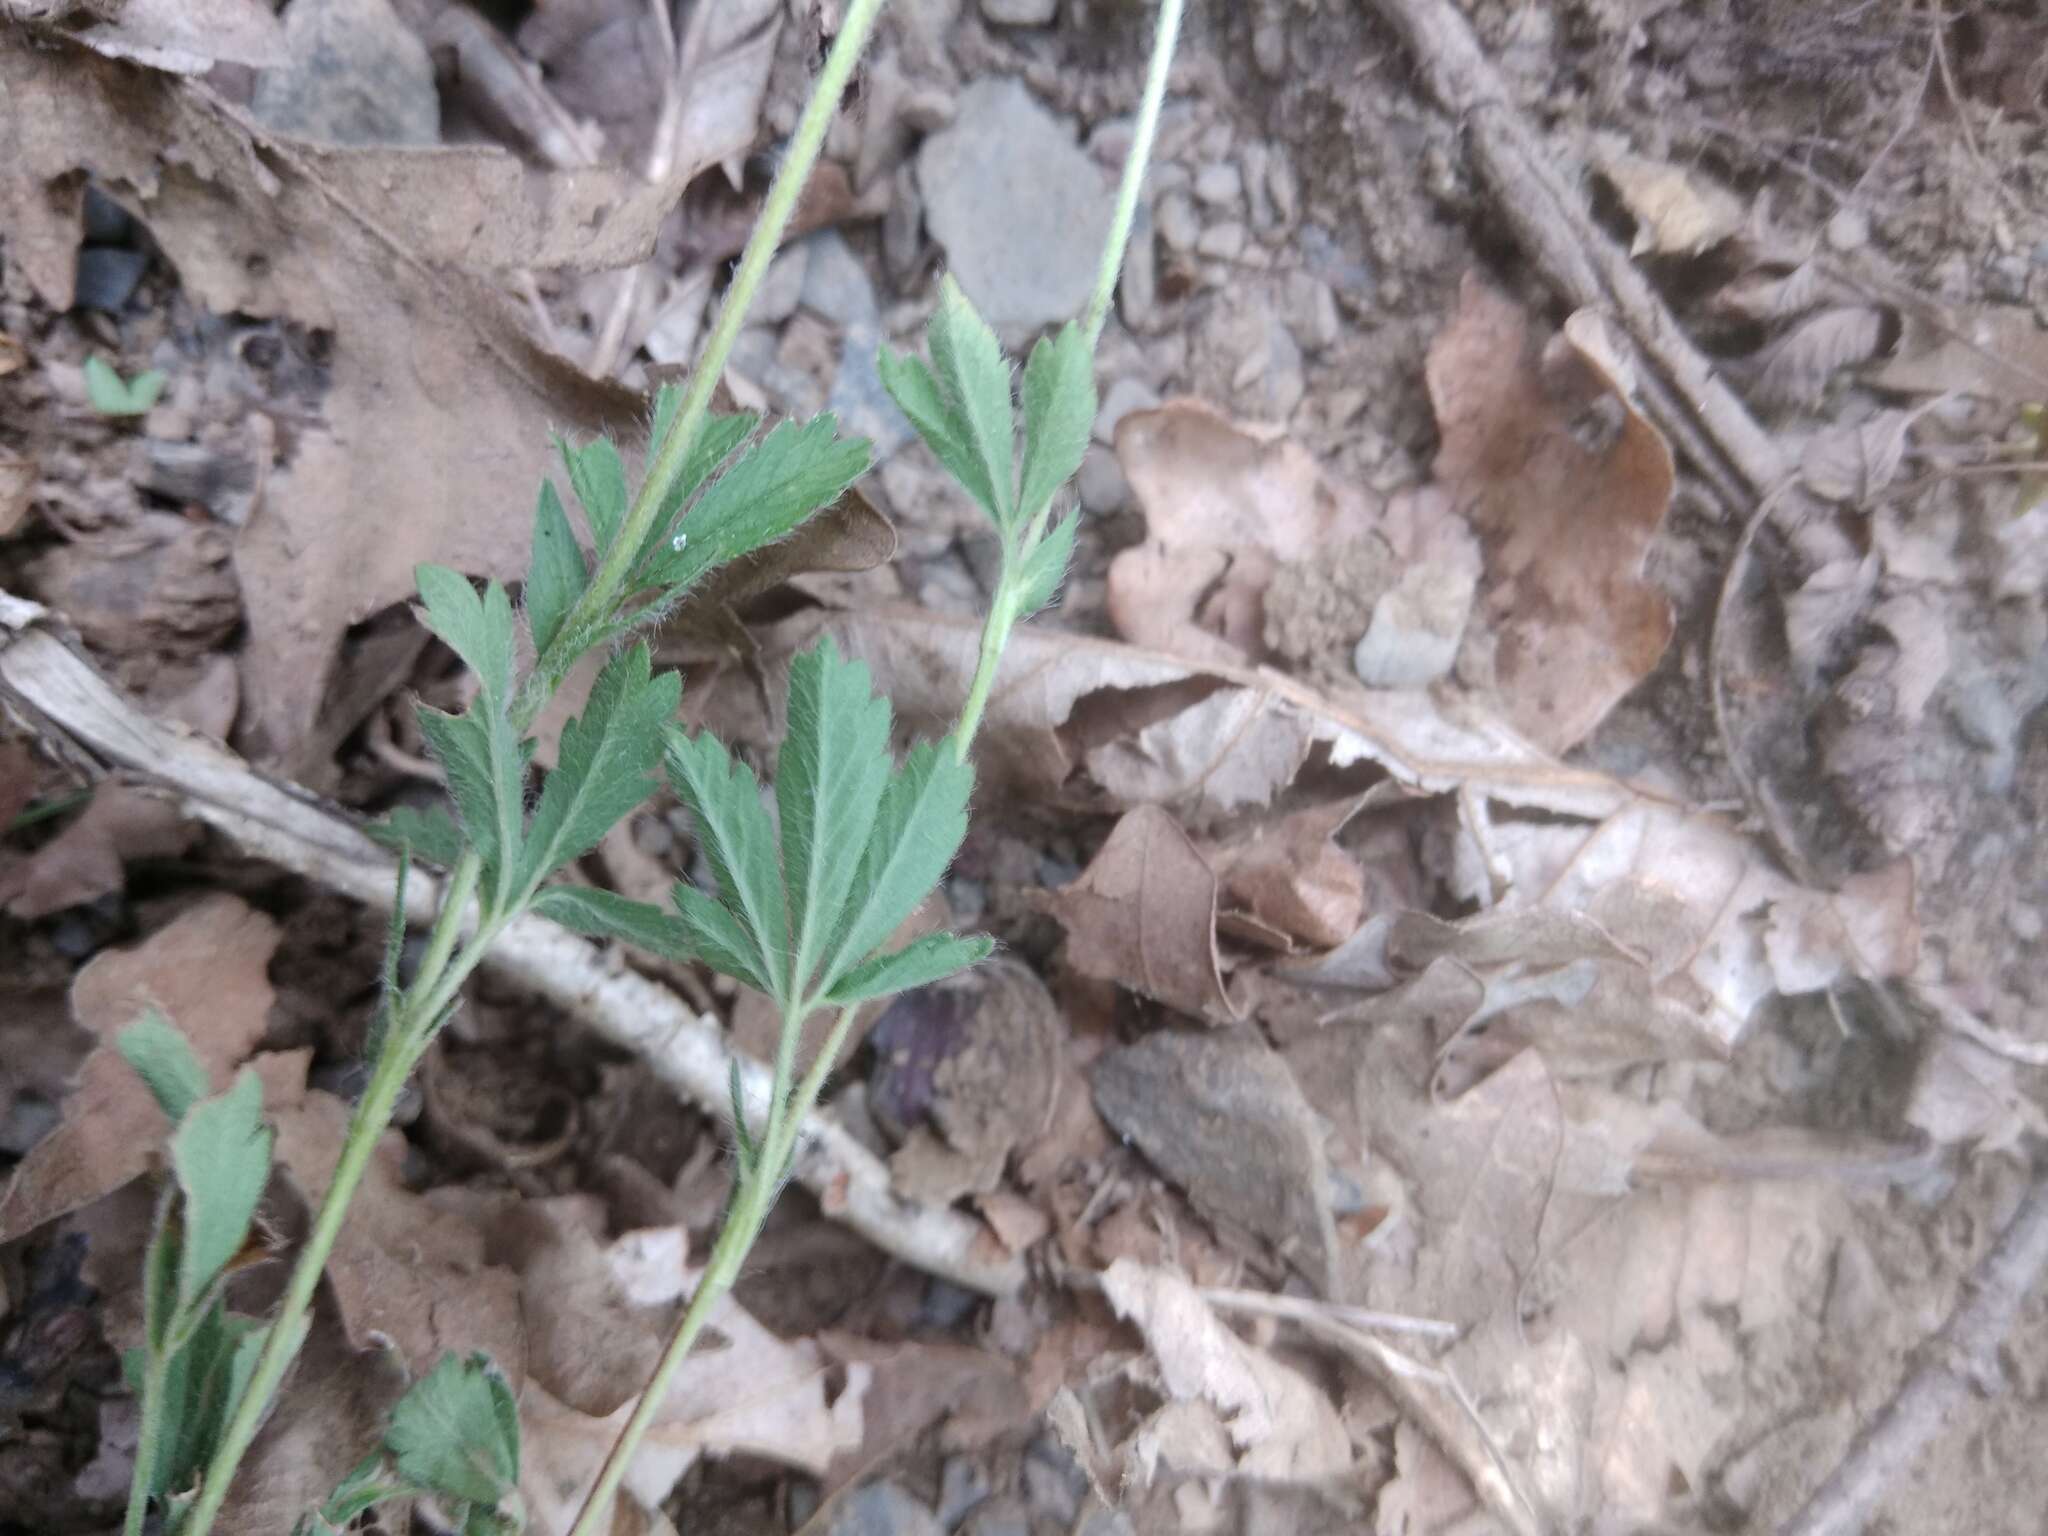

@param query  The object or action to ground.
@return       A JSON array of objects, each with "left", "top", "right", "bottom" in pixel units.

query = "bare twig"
[
  {"left": 1778, "top": 1167, "right": 2048, "bottom": 1536},
  {"left": 0, "top": 598, "right": 1023, "bottom": 1298}
]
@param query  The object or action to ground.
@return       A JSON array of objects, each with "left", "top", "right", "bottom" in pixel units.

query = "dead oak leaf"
[
  {"left": 1426, "top": 275, "right": 1675, "bottom": 753},
  {"left": 0, "top": 779, "right": 195, "bottom": 919},
  {"left": 0, "top": 894, "right": 278, "bottom": 1244}
]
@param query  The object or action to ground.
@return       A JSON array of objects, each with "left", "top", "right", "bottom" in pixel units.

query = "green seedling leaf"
[
  {"left": 1017, "top": 322, "right": 1096, "bottom": 525},
  {"left": 668, "top": 881, "right": 773, "bottom": 994},
  {"left": 170, "top": 1068, "right": 272, "bottom": 1317},
  {"left": 926, "top": 275, "right": 1018, "bottom": 530},
  {"left": 640, "top": 414, "right": 870, "bottom": 596},
  {"left": 366, "top": 803, "right": 465, "bottom": 868},
  {"left": 776, "top": 637, "right": 893, "bottom": 993},
  {"left": 415, "top": 683, "right": 527, "bottom": 904},
  {"left": 1015, "top": 512, "right": 1080, "bottom": 618},
  {"left": 665, "top": 726, "right": 791, "bottom": 1002},
  {"left": 515, "top": 644, "right": 679, "bottom": 892},
  {"left": 824, "top": 931, "right": 994, "bottom": 1006},
  {"left": 298, "top": 1451, "right": 417, "bottom": 1535},
  {"left": 414, "top": 566, "right": 517, "bottom": 705},
  {"left": 129, "top": 1303, "right": 267, "bottom": 1502},
  {"left": 635, "top": 407, "right": 762, "bottom": 577},
  {"left": 877, "top": 348, "right": 993, "bottom": 520},
  {"left": 118, "top": 1010, "right": 209, "bottom": 1127},
  {"left": 532, "top": 884, "right": 696, "bottom": 959},
  {"left": 84, "top": 354, "right": 166, "bottom": 416},
  {"left": 559, "top": 434, "right": 630, "bottom": 554},
  {"left": 525, "top": 479, "right": 588, "bottom": 657},
  {"left": 385, "top": 1352, "right": 520, "bottom": 1508},
  {"left": 728, "top": 1058, "right": 758, "bottom": 1173},
  {"left": 821, "top": 741, "right": 974, "bottom": 993}
]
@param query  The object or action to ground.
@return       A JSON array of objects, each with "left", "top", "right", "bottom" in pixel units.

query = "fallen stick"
[
  {"left": 1777, "top": 1167, "right": 2048, "bottom": 1536},
  {"left": 0, "top": 594, "right": 1023, "bottom": 1299},
  {"left": 1367, "top": 0, "right": 1790, "bottom": 505}
]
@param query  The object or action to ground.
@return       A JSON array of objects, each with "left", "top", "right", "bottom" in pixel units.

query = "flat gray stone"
[
  {"left": 800, "top": 230, "right": 880, "bottom": 329},
  {"left": 981, "top": 0, "right": 1057, "bottom": 22},
  {"left": 1093, "top": 377, "right": 1160, "bottom": 444},
  {"left": 251, "top": 0, "right": 439, "bottom": 146},
  {"left": 918, "top": 78, "right": 1114, "bottom": 332},
  {"left": 829, "top": 1481, "right": 944, "bottom": 1536}
]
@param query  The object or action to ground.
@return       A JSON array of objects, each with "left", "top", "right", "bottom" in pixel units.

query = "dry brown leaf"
[
  {"left": 0, "top": 738, "right": 35, "bottom": 831},
  {"left": 1101, "top": 1259, "right": 1351, "bottom": 1486},
  {"left": 5, "top": 0, "right": 287, "bottom": 72},
  {"left": 0, "top": 35, "right": 740, "bottom": 766},
  {"left": 1374, "top": 1418, "right": 1479, "bottom": 1535},
  {"left": 1598, "top": 154, "right": 1745, "bottom": 257},
  {"left": 1210, "top": 798, "right": 1365, "bottom": 951},
  {"left": 0, "top": 780, "right": 195, "bottom": 919},
  {"left": 1866, "top": 305, "right": 2048, "bottom": 403},
  {"left": 1426, "top": 277, "right": 1675, "bottom": 752},
  {"left": 1800, "top": 411, "right": 1912, "bottom": 504},
  {"left": 1110, "top": 400, "right": 1376, "bottom": 663},
  {"left": 0, "top": 895, "right": 277, "bottom": 1244},
  {"left": 1710, "top": 260, "right": 1831, "bottom": 324},
  {"left": 0, "top": 451, "right": 34, "bottom": 538},
  {"left": 817, "top": 1333, "right": 1028, "bottom": 1486},
  {"left": 1784, "top": 555, "right": 1880, "bottom": 685},
  {"left": 1754, "top": 305, "right": 1887, "bottom": 408},
  {"left": 1050, "top": 805, "right": 1238, "bottom": 1021}
]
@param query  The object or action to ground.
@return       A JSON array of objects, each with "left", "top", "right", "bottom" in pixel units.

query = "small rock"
[
  {"left": 1267, "top": 146, "right": 1300, "bottom": 227},
  {"left": 1193, "top": 161, "right": 1244, "bottom": 209},
  {"left": 918, "top": 79, "right": 1114, "bottom": 331},
  {"left": 1077, "top": 1513, "right": 1135, "bottom": 1536},
  {"left": 1242, "top": 141, "right": 1275, "bottom": 232},
  {"left": 1092, "top": 1030, "right": 1340, "bottom": 1291},
  {"left": 787, "top": 1479, "right": 823, "bottom": 1528},
  {"left": 1021, "top": 1436, "right": 1087, "bottom": 1526},
  {"left": 73, "top": 247, "right": 148, "bottom": 312},
  {"left": 82, "top": 186, "right": 134, "bottom": 246},
  {"left": 1253, "top": 19, "right": 1287, "bottom": 77},
  {"left": 828, "top": 323, "right": 915, "bottom": 462},
  {"left": 1077, "top": 445, "right": 1129, "bottom": 513},
  {"left": 1089, "top": 116, "right": 1135, "bottom": 169},
  {"left": 938, "top": 1456, "right": 992, "bottom": 1528},
  {"left": 1196, "top": 221, "right": 1247, "bottom": 261},
  {"left": 753, "top": 245, "right": 812, "bottom": 325},
  {"left": 1094, "top": 377, "right": 1161, "bottom": 444},
  {"left": 800, "top": 230, "right": 881, "bottom": 329},
  {"left": 828, "top": 1481, "right": 944, "bottom": 1536},
  {"left": 1118, "top": 202, "right": 1159, "bottom": 333},
  {"left": 960, "top": 1499, "right": 1029, "bottom": 1536},
  {"left": 981, "top": 0, "right": 1056, "bottom": 24},
  {"left": 1985, "top": 253, "right": 2030, "bottom": 305},
  {"left": 1825, "top": 206, "right": 1870, "bottom": 253},
  {"left": 884, "top": 162, "right": 926, "bottom": 287},
  {"left": 250, "top": 0, "right": 440, "bottom": 146},
  {"left": 1280, "top": 271, "right": 1340, "bottom": 352},
  {"left": 1353, "top": 557, "right": 1479, "bottom": 688},
  {"left": 1156, "top": 189, "right": 1200, "bottom": 253}
]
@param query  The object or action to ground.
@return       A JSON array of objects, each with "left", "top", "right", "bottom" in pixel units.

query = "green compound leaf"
[
  {"left": 415, "top": 696, "right": 525, "bottom": 902},
  {"left": 776, "top": 637, "right": 893, "bottom": 995},
  {"left": 531, "top": 884, "right": 696, "bottom": 960},
  {"left": 414, "top": 566, "right": 516, "bottom": 705},
  {"left": 558, "top": 434, "right": 630, "bottom": 554},
  {"left": 665, "top": 726, "right": 791, "bottom": 1003},
  {"left": 877, "top": 348, "right": 990, "bottom": 521},
  {"left": 525, "top": 479, "right": 588, "bottom": 657},
  {"left": 823, "top": 931, "right": 994, "bottom": 1007},
  {"left": 1017, "top": 321, "right": 1095, "bottom": 527},
  {"left": 385, "top": 1352, "right": 520, "bottom": 1508},
  {"left": 640, "top": 414, "right": 870, "bottom": 596},
  {"left": 821, "top": 740, "right": 974, "bottom": 995},
  {"left": 169, "top": 1069, "right": 273, "bottom": 1316},
  {"left": 1015, "top": 512, "right": 1080, "bottom": 618},
  {"left": 365, "top": 803, "right": 465, "bottom": 868},
  {"left": 84, "top": 354, "right": 166, "bottom": 416},
  {"left": 515, "top": 643, "right": 679, "bottom": 893},
  {"left": 130, "top": 1303, "right": 267, "bottom": 1502},
  {"left": 925, "top": 275, "right": 1018, "bottom": 531},
  {"left": 635, "top": 406, "right": 762, "bottom": 577},
  {"left": 117, "top": 1009, "right": 209, "bottom": 1127},
  {"left": 668, "top": 882, "right": 773, "bottom": 995}
]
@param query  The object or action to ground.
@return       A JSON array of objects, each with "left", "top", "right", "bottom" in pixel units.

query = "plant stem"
[
  {"left": 948, "top": 584, "right": 1019, "bottom": 762},
  {"left": 555, "top": 0, "right": 890, "bottom": 649},
  {"left": 123, "top": 1348, "right": 169, "bottom": 1536},
  {"left": 1079, "top": 0, "right": 1188, "bottom": 355}
]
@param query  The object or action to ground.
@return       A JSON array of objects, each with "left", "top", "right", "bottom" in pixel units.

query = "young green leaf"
[
  {"left": 515, "top": 644, "right": 679, "bottom": 893},
  {"left": 169, "top": 1069, "right": 272, "bottom": 1316},
  {"left": 640, "top": 414, "right": 870, "bottom": 595},
  {"left": 298, "top": 1451, "right": 417, "bottom": 1535},
  {"left": 635, "top": 408, "right": 762, "bottom": 577},
  {"left": 877, "top": 348, "right": 993, "bottom": 520},
  {"left": 823, "top": 931, "right": 994, "bottom": 1006},
  {"left": 727, "top": 1058, "right": 758, "bottom": 1173},
  {"left": 415, "top": 699, "right": 526, "bottom": 902},
  {"left": 130, "top": 1304, "right": 268, "bottom": 1503},
  {"left": 1017, "top": 322, "right": 1096, "bottom": 525},
  {"left": 665, "top": 727, "right": 792, "bottom": 1001},
  {"left": 925, "top": 275, "right": 1018, "bottom": 530},
  {"left": 526, "top": 479, "right": 588, "bottom": 657},
  {"left": 559, "top": 435, "right": 629, "bottom": 554},
  {"left": 85, "top": 354, "right": 167, "bottom": 416},
  {"left": 1015, "top": 512, "right": 1080, "bottom": 618},
  {"left": 118, "top": 1010, "right": 209, "bottom": 1127},
  {"left": 821, "top": 741, "right": 973, "bottom": 991},
  {"left": 414, "top": 567, "right": 516, "bottom": 705},
  {"left": 385, "top": 1352, "right": 519, "bottom": 1508},
  {"left": 366, "top": 804, "right": 466, "bottom": 868},
  {"left": 667, "top": 882, "right": 774, "bottom": 995},
  {"left": 776, "top": 637, "right": 893, "bottom": 992},
  {"left": 531, "top": 884, "right": 696, "bottom": 960}
]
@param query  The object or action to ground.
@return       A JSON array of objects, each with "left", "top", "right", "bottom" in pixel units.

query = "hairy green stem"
[
  {"left": 555, "top": 0, "right": 890, "bottom": 653},
  {"left": 1079, "top": 0, "right": 1188, "bottom": 355},
  {"left": 123, "top": 1347, "right": 169, "bottom": 1536},
  {"left": 949, "top": 584, "right": 1019, "bottom": 763}
]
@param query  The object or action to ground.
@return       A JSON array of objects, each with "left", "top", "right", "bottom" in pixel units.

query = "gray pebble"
[
  {"left": 1280, "top": 271, "right": 1341, "bottom": 352},
  {"left": 937, "top": 1455, "right": 992, "bottom": 1529},
  {"left": 830, "top": 322, "right": 915, "bottom": 461},
  {"left": 827, "top": 1481, "right": 944, "bottom": 1536},
  {"left": 981, "top": 0, "right": 1056, "bottom": 24},
  {"left": 1193, "top": 161, "right": 1244, "bottom": 209},
  {"left": 1155, "top": 189, "right": 1201, "bottom": 253},
  {"left": 1021, "top": 1437, "right": 1086, "bottom": 1526},
  {"left": 250, "top": 0, "right": 440, "bottom": 146},
  {"left": 1196, "top": 221, "right": 1247, "bottom": 261},
  {"left": 959, "top": 1498, "right": 1029, "bottom": 1536},
  {"left": 73, "top": 247, "right": 149, "bottom": 312},
  {"left": 752, "top": 245, "right": 812, "bottom": 325},
  {"left": 1254, "top": 19, "right": 1287, "bottom": 77},
  {"left": 82, "top": 186, "right": 134, "bottom": 245},
  {"left": 1094, "top": 377, "right": 1161, "bottom": 444},
  {"left": 1354, "top": 560, "right": 1479, "bottom": 689},
  {"left": 1077, "top": 445, "right": 1130, "bottom": 514},
  {"left": 801, "top": 231, "right": 881, "bottom": 330},
  {"left": 1118, "top": 202, "right": 1159, "bottom": 333}
]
